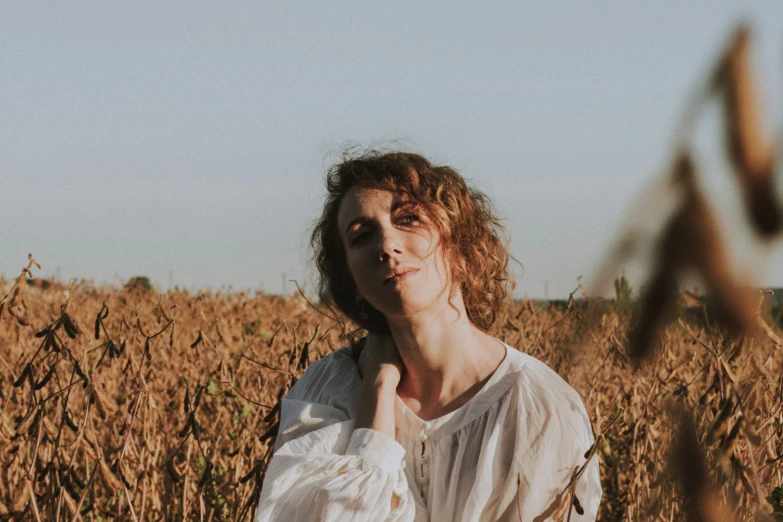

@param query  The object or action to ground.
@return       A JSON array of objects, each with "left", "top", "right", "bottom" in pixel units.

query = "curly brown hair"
[{"left": 311, "top": 150, "right": 515, "bottom": 334}]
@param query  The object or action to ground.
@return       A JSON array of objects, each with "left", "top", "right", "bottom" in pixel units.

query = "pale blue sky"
[{"left": 2, "top": 2, "right": 783, "bottom": 298}]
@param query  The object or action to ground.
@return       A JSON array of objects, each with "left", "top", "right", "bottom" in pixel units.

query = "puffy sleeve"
[
  {"left": 509, "top": 358, "right": 602, "bottom": 521},
  {"left": 255, "top": 347, "right": 416, "bottom": 522}
]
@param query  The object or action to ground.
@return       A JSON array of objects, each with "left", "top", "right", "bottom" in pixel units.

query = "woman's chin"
[{"left": 375, "top": 295, "right": 441, "bottom": 321}]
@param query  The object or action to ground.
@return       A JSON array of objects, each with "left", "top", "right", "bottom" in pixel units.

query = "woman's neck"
[{"left": 385, "top": 294, "right": 506, "bottom": 415}]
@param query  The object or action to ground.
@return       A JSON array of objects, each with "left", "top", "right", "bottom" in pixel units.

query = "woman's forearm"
[
  {"left": 354, "top": 375, "right": 400, "bottom": 511},
  {"left": 354, "top": 375, "right": 397, "bottom": 439}
]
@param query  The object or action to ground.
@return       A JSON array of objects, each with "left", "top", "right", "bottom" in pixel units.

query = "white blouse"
[{"left": 256, "top": 341, "right": 601, "bottom": 521}]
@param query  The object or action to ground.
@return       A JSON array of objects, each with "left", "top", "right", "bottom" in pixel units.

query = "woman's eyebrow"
[
  {"left": 391, "top": 200, "right": 417, "bottom": 212},
  {"left": 343, "top": 216, "right": 370, "bottom": 237},
  {"left": 343, "top": 201, "right": 418, "bottom": 237}
]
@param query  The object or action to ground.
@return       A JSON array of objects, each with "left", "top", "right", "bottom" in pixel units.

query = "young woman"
[{"left": 256, "top": 152, "right": 601, "bottom": 521}]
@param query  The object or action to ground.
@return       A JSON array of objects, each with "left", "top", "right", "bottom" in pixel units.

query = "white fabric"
[{"left": 256, "top": 341, "right": 601, "bottom": 521}]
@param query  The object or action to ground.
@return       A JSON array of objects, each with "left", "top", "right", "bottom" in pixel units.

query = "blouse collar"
[{"left": 394, "top": 341, "right": 527, "bottom": 440}]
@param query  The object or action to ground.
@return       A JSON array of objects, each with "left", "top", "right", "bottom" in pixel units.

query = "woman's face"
[{"left": 337, "top": 187, "right": 452, "bottom": 320}]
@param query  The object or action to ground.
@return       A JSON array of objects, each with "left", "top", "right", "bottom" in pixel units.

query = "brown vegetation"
[
  {"left": 1, "top": 23, "right": 782, "bottom": 522},
  {"left": 0, "top": 271, "right": 781, "bottom": 521}
]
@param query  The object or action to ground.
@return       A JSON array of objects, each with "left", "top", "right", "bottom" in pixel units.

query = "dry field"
[
  {"left": 2, "top": 23, "right": 783, "bottom": 522},
  {"left": 0, "top": 270, "right": 781, "bottom": 521}
]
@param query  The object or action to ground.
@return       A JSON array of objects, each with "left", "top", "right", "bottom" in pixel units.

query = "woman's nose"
[{"left": 377, "top": 228, "right": 403, "bottom": 261}]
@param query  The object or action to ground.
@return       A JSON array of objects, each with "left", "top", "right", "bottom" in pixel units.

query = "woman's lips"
[{"left": 384, "top": 268, "right": 419, "bottom": 285}]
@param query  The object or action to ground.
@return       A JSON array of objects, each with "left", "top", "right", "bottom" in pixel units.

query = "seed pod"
[
  {"left": 259, "top": 421, "right": 279, "bottom": 443},
  {"left": 98, "top": 458, "right": 122, "bottom": 491},
  {"left": 178, "top": 413, "right": 194, "bottom": 438},
  {"left": 750, "top": 354, "right": 771, "bottom": 381},
  {"left": 9, "top": 277, "right": 26, "bottom": 308},
  {"left": 766, "top": 440, "right": 778, "bottom": 461},
  {"left": 192, "top": 419, "right": 201, "bottom": 440},
  {"left": 11, "top": 477, "right": 32, "bottom": 513},
  {"left": 94, "top": 315, "right": 101, "bottom": 340},
  {"left": 572, "top": 494, "right": 584, "bottom": 516},
  {"left": 583, "top": 441, "right": 595, "bottom": 460},
  {"left": 711, "top": 26, "right": 782, "bottom": 237},
  {"left": 12, "top": 364, "right": 32, "bottom": 388},
  {"left": 136, "top": 317, "right": 147, "bottom": 337},
  {"left": 197, "top": 460, "right": 214, "bottom": 488},
  {"left": 126, "top": 393, "right": 138, "bottom": 414},
  {"left": 263, "top": 401, "right": 280, "bottom": 423},
  {"left": 63, "top": 409, "right": 79, "bottom": 432},
  {"left": 45, "top": 331, "right": 61, "bottom": 353},
  {"left": 699, "top": 367, "right": 719, "bottom": 405},
  {"left": 707, "top": 397, "right": 735, "bottom": 444},
  {"left": 101, "top": 304, "right": 109, "bottom": 319},
  {"left": 226, "top": 445, "right": 241, "bottom": 457},
  {"left": 239, "top": 460, "right": 262, "bottom": 484},
  {"left": 297, "top": 341, "right": 310, "bottom": 371},
  {"left": 70, "top": 469, "right": 86, "bottom": 489},
  {"left": 744, "top": 386, "right": 759, "bottom": 413},
  {"left": 184, "top": 384, "right": 191, "bottom": 413},
  {"left": 166, "top": 459, "right": 182, "bottom": 483},
  {"left": 42, "top": 417, "right": 57, "bottom": 437},
  {"left": 107, "top": 340, "right": 117, "bottom": 359},
  {"left": 600, "top": 438, "right": 616, "bottom": 469},
  {"left": 743, "top": 424, "right": 762, "bottom": 446},
  {"left": 80, "top": 438, "right": 98, "bottom": 460},
  {"left": 14, "top": 406, "right": 38, "bottom": 433},
  {"left": 8, "top": 305, "right": 30, "bottom": 327},
  {"left": 73, "top": 362, "right": 88, "bottom": 382},
  {"left": 190, "top": 331, "right": 203, "bottom": 349},
  {"left": 92, "top": 385, "right": 118, "bottom": 418},
  {"left": 193, "top": 385, "right": 204, "bottom": 409},
  {"left": 144, "top": 339, "right": 151, "bottom": 360},
  {"left": 159, "top": 303, "right": 170, "bottom": 322},
  {"left": 61, "top": 488, "right": 78, "bottom": 517},
  {"left": 719, "top": 357, "right": 738, "bottom": 385},
  {"left": 117, "top": 462, "right": 132, "bottom": 488},
  {"left": 720, "top": 419, "right": 743, "bottom": 457},
  {"left": 627, "top": 206, "right": 682, "bottom": 362},
  {"left": 63, "top": 314, "right": 80, "bottom": 338},
  {"left": 26, "top": 412, "right": 39, "bottom": 436},
  {"left": 36, "top": 461, "right": 51, "bottom": 483},
  {"left": 34, "top": 365, "right": 56, "bottom": 390},
  {"left": 34, "top": 326, "right": 50, "bottom": 338}
]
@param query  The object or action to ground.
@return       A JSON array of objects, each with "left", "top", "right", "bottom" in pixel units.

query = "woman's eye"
[
  {"left": 399, "top": 214, "right": 419, "bottom": 224},
  {"left": 351, "top": 231, "right": 370, "bottom": 246}
]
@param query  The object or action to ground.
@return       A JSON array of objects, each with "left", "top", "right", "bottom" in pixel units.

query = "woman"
[{"left": 256, "top": 151, "right": 601, "bottom": 521}]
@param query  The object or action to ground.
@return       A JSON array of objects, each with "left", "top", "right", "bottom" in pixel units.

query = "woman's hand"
[
  {"left": 354, "top": 332, "right": 401, "bottom": 442},
  {"left": 358, "top": 332, "right": 403, "bottom": 387}
]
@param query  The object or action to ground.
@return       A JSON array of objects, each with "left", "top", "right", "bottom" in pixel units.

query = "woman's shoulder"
[
  {"left": 507, "top": 349, "right": 582, "bottom": 401},
  {"left": 504, "top": 347, "right": 593, "bottom": 439},
  {"left": 285, "top": 346, "right": 362, "bottom": 407}
]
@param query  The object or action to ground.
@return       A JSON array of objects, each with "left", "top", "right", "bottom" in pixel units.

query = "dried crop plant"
[
  {"left": 0, "top": 249, "right": 781, "bottom": 520},
  {"left": 583, "top": 24, "right": 783, "bottom": 521},
  {"left": 1, "top": 25, "right": 783, "bottom": 522},
  {"left": 0, "top": 254, "right": 41, "bottom": 327}
]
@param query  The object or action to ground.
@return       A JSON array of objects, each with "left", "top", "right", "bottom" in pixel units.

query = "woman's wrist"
[
  {"left": 366, "top": 367, "right": 401, "bottom": 390},
  {"left": 355, "top": 373, "right": 397, "bottom": 438}
]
